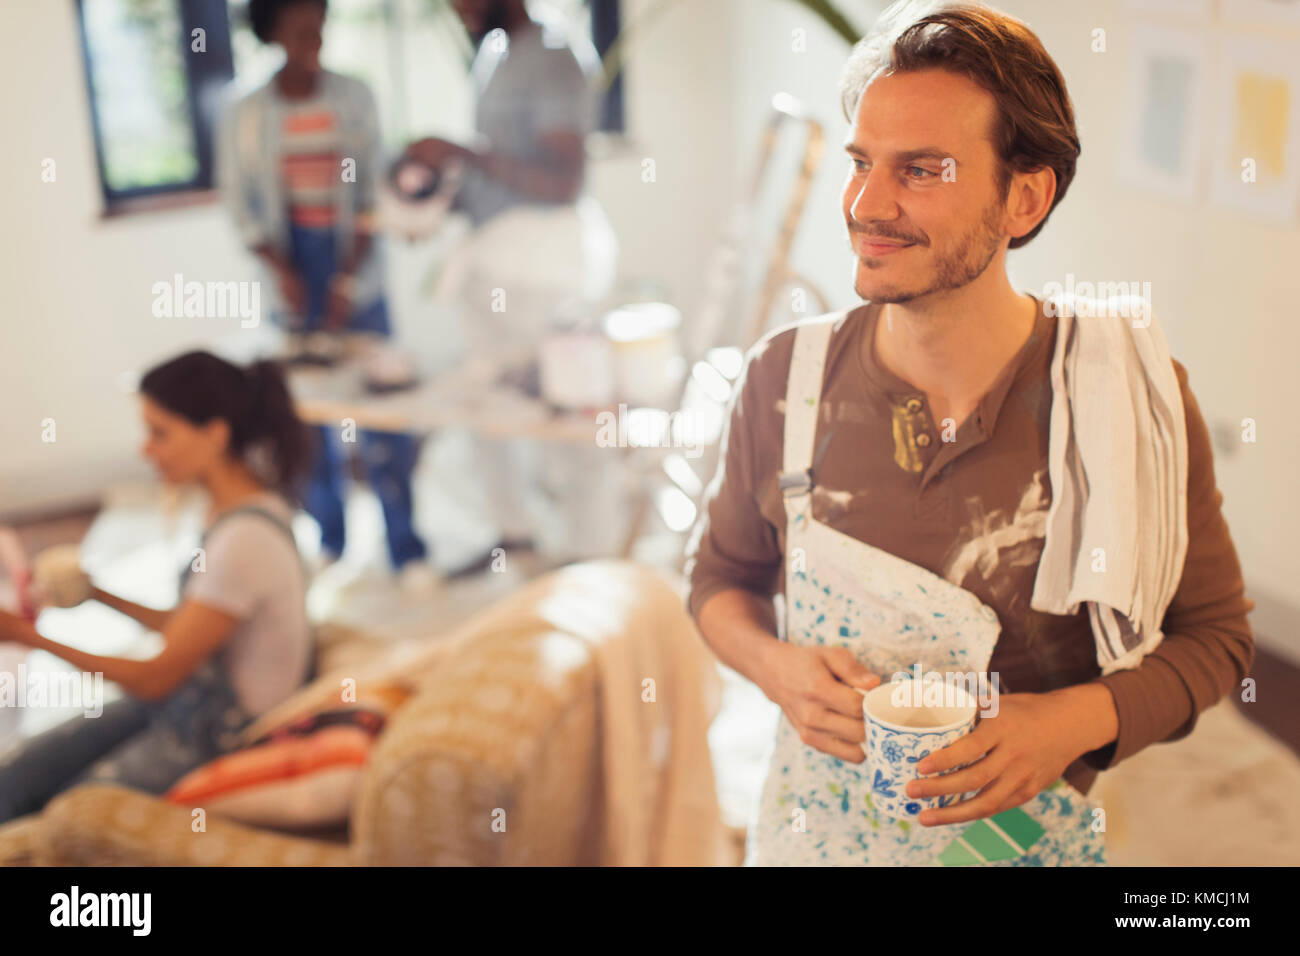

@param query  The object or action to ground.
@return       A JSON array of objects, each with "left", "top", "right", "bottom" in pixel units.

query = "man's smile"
[
  {"left": 857, "top": 237, "right": 915, "bottom": 257},
  {"left": 848, "top": 226, "right": 925, "bottom": 259}
]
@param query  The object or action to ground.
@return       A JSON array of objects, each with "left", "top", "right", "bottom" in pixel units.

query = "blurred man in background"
[{"left": 406, "top": 0, "right": 622, "bottom": 562}]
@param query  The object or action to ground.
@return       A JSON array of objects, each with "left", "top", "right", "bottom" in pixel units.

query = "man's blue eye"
[{"left": 907, "top": 165, "right": 935, "bottom": 179}]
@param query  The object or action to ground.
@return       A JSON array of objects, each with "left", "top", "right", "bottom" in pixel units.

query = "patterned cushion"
[
  {"left": 165, "top": 708, "right": 392, "bottom": 829},
  {"left": 353, "top": 629, "right": 601, "bottom": 865}
]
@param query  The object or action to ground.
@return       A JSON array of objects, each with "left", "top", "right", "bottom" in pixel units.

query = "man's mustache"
[{"left": 846, "top": 224, "right": 928, "bottom": 246}]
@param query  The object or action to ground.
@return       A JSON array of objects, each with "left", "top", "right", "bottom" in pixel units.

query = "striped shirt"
[{"left": 280, "top": 100, "right": 340, "bottom": 229}]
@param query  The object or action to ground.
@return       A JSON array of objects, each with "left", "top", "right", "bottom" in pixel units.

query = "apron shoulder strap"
[
  {"left": 782, "top": 316, "right": 838, "bottom": 480},
  {"left": 778, "top": 315, "right": 839, "bottom": 641},
  {"left": 201, "top": 503, "right": 298, "bottom": 550},
  {"left": 209, "top": 504, "right": 318, "bottom": 686},
  {"left": 181, "top": 502, "right": 305, "bottom": 677},
  {"left": 188, "top": 501, "right": 305, "bottom": 590}
]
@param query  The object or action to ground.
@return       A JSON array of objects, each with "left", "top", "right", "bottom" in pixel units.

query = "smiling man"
[{"left": 685, "top": 0, "right": 1254, "bottom": 866}]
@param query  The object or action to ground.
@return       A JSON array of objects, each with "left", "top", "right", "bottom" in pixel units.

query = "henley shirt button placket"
[
  {"left": 904, "top": 396, "right": 944, "bottom": 520},
  {"left": 909, "top": 396, "right": 954, "bottom": 517},
  {"left": 907, "top": 396, "right": 935, "bottom": 455},
  {"left": 904, "top": 397, "right": 932, "bottom": 453}
]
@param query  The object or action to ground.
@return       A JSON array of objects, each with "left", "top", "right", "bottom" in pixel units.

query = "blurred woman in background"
[
  {"left": 219, "top": 0, "right": 433, "bottom": 586},
  {"left": 0, "top": 352, "right": 314, "bottom": 824}
]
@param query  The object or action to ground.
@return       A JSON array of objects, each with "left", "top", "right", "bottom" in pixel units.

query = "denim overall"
[{"left": 746, "top": 317, "right": 1108, "bottom": 867}]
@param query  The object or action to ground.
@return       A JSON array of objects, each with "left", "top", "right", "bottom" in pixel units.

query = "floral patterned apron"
[{"left": 745, "top": 317, "right": 1107, "bottom": 866}]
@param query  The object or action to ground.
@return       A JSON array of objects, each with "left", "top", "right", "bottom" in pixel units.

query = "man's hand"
[
  {"left": 905, "top": 684, "right": 1118, "bottom": 826},
  {"left": 404, "top": 137, "right": 468, "bottom": 171},
  {"left": 761, "top": 643, "right": 882, "bottom": 763},
  {"left": 322, "top": 274, "right": 354, "bottom": 332},
  {"left": 274, "top": 263, "right": 308, "bottom": 326}
]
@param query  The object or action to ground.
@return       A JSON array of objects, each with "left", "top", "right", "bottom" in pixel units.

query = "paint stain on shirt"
[
  {"left": 941, "top": 467, "right": 1049, "bottom": 591},
  {"left": 812, "top": 486, "right": 861, "bottom": 523}
]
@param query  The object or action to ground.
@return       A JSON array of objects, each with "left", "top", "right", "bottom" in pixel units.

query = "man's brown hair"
[{"left": 839, "top": 0, "right": 1080, "bottom": 248}]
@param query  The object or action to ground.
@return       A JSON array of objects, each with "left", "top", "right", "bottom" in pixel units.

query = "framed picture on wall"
[
  {"left": 1207, "top": 33, "right": 1300, "bottom": 221},
  {"left": 1117, "top": 24, "right": 1212, "bottom": 200}
]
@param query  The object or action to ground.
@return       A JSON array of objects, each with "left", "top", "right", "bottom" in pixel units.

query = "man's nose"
[{"left": 848, "top": 168, "right": 900, "bottom": 225}]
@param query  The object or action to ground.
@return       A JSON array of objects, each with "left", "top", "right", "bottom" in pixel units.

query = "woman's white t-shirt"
[{"left": 182, "top": 492, "right": 311, "bottom": 716}]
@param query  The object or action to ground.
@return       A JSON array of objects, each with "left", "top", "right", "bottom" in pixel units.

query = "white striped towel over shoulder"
[{"left": 1029, "top": 292, "right": 1189, "bottom": 676}]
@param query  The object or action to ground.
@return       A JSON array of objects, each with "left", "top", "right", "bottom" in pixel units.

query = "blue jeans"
[
  {"left": 285, "top": 225, "right": 428, "bottom": 569},
  {"left": 0, "top": 661, "right": 251, "bottom": 825},
  {"left": 305, "top": 420, "right": 427, "bottom": 568}
]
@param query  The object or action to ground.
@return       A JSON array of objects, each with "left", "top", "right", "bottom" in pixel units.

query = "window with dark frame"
[
  {"left": 75, "top": 0, "right": 625, "bottom": 213},
  {"left": 76, "top": 0, "right": 235, "bottom": 207}
]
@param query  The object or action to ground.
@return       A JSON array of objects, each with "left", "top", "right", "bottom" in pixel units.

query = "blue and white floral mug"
[{"left": 861, "top": 678, "right": 979, "bottom": 821}]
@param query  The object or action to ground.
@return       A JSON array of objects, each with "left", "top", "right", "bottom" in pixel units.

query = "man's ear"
[{"left": 1006, "top": 166, "right": 1057, "bottom": 242}]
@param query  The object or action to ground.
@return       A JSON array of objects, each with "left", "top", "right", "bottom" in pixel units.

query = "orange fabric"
[
  {"left": 282, "top": 110, "right": 336, "bottom": 135},
  {"left": 280, "top": 107, "right": 339, "bottom": 227},
  {"left": 166, "top": 725, "right": 373, "bottom": 804},
  {"left": 282, "top": 154, "right": 340, "bottom": 189},
  {"left": 289, "top": 204, "right": 338, "bottom": 228}
]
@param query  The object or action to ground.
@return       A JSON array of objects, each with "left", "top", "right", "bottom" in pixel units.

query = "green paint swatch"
[{"left": 937, "top": 808, "right": 1045, "bottom": 865}]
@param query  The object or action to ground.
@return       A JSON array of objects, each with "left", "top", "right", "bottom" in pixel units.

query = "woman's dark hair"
[
  {"left": 248, "top": 0, "right": 327, "bottom": 44},
  {"left": 140, "top": 351, "right": 312, "bottom": 501},
  {"left": 839, "top": 0, "right": 1080, "bottom": 249}
]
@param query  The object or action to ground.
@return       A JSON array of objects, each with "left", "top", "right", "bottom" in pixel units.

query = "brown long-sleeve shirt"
[{"left": 685, "top": 297, "right": 1255, "bottom": 796}]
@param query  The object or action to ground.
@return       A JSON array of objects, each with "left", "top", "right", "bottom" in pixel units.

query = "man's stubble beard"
[{"left": 854, "top": 196, "right": 1007, "bottom": 305}]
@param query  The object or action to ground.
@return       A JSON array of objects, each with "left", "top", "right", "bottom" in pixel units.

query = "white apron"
[{"left": 746, "top": 317, "right": 1108, "bottom": 866}]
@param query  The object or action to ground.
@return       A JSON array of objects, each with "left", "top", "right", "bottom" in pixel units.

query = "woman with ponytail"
[{"left": 0, "top": 351, "right": 315, "bottom": 824}]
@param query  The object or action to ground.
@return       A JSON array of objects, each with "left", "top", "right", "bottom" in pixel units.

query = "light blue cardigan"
[{"left": 216, "top": 70, "right": 386, "bottom": 317}]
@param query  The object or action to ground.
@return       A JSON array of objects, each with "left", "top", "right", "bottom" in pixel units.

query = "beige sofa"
[{"left": 0, "top": 560, "right": 739, "bottom": 866}]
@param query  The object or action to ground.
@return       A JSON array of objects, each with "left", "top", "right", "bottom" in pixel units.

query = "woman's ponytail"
[{"left": 240, "top": 359, "right": 312, "bottom": 500}]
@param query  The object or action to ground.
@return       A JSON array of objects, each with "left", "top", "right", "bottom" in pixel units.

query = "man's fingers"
[
  {"left": 820, "top": 647, "right": 881, "bottom": 691},
  {"left": 404, "top": 139, "right": 432, "bottom": 161},
  {"left": 815, "top": 648, "right": 880, "bottom": 719},
  {"left": 908, "top": 749, "right": 1003, "bottom": 799},
  {"left": 802, "top": 703, "right": 866, "bottom": 744},
  {"left": 801, "top": 728, "right": 866, "bottom": 764},
  {"left": 918, "top": 774, "right": 1022, "bottom": 827},
  {"left": 817, "top": 678, "right": 872, "bottom": 726},
  {"left": 916, "top": 719, "right": 996, "bottom": 774}
]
